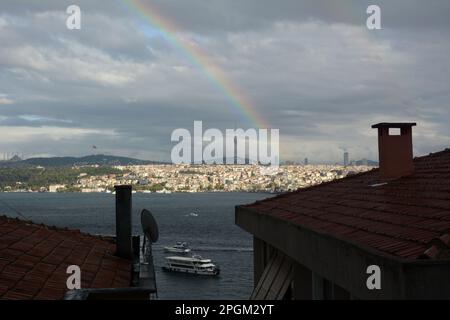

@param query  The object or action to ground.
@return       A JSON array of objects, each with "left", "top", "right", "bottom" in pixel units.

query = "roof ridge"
[
  {"left": 244, "top": 168, "right": 379, "bottom": 207},
  {"left": 0, "top": 214, "right": 113, "bottom": 242},
  {"left": 414, "top": 148, "right": 450, "bottom": 160}
]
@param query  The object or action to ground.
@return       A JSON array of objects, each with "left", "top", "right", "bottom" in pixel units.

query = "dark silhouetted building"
[{"left": 343, "top": 152, "right": 349, "bottom": 167}]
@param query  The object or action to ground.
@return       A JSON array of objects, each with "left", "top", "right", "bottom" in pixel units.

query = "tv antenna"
[
  {"left": 141, "top": 209, "right": 159, "bottom": 256},
  {"left": 140, "top": 209, "right": 159, "bottom": 298}
]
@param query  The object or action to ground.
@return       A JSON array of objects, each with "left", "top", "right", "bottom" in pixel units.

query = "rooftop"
[
  {"left": 0, "top": 215, "right": 132, "bottom": 300},
  {"left": 239, "top": 149, "right": 450, "bottom": 261},
  {"left": 371, "top": 122, "right": 417, "bottom": 129}
]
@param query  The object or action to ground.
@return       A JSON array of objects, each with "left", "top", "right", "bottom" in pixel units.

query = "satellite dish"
[{"left": 141, "top": 209, "right": 159, "bottom": 243}]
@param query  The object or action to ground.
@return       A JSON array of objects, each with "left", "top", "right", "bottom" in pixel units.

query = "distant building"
[
  {"left": 236, "top": 123, "right": 450, "bottom": 299},
  {"left": 49, "top": 184, "right": 66, "bottom": 193},
  {"left": 81, "top": 187, "right": 106, "bottom": 193},
  {"left": 343, "top": 152, "right": 349, "bottom": 167},
  {"left": 234, "top": 136, "right": 238, "bottom": 165}
]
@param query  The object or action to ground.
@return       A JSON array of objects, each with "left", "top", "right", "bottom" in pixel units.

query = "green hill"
[{"left": 0, "top": 154, "right": 165, "bottom": 167}]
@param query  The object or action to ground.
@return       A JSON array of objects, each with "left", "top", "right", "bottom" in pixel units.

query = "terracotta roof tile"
[
  {"left": 0, "top": 216, "right": 133, "bottom": 300},
  {"left": 241, "top": 149, "right": 450, "bottom": 260}
]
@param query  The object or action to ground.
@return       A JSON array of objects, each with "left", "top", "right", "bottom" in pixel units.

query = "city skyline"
[{"left": 0, "top": 148, "right": 371, "bottom": 165}]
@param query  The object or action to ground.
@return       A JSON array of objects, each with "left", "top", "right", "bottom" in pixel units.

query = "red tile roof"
[
  {"left": 241, "top": 149, "right": 450, "bottom": 261},
  {"left": 0, "top": 216, "right": 132, "bottom": 300}
]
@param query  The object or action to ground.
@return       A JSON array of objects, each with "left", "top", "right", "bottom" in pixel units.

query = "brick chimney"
[{"left": 372, "top": 122, "right": 416, "bottom": 180}]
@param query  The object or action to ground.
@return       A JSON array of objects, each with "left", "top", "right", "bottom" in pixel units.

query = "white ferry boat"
[
  {"left": 163, "top": 242, "right": 191, "bottom": 254},
  {"left": 163, "top": 255, "right": 220, "bottom": 276}
]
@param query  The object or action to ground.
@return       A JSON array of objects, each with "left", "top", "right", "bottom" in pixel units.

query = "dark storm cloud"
[
  {"left": 2, "top": 1, "right": 450, "bottom": 32},
  {"left": 118, "top": 0, "right": 450, "bottom": 32},
  {"left": 0, "top": 1, "right": 449, "bottom": 162}
]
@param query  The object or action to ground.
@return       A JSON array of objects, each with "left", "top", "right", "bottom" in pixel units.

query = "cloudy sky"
[{"left": 0, "top": 0, "right": 449, "bottom": 163}]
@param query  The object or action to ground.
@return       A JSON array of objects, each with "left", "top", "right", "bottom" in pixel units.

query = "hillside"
[{"left": 0, "top": 154, "right": 165, "bottom": 167}]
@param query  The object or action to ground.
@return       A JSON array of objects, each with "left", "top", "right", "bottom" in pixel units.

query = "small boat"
[
  {"left": 163, "top": 255, "right": 220, "bottom": 276},
  {"left": 164, "top": 242, "right": 191, "bottom": 254}
]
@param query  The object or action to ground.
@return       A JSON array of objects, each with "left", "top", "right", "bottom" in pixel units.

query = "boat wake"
[
  {"left": 185, "top": 212, "right": 199, "bottom": 217},
  {"left": 194, "top": 246, "right": 253, "bottom": 253},
  {"left": 155, "top": 245, "right": 252, "bottom": 253}
]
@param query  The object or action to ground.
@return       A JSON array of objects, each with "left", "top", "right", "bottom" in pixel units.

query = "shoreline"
[{"left": 0, "top": 190, "right": 279, "bottom": 195}]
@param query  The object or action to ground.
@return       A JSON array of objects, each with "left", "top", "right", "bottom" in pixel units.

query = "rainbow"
[{"left": 119, "top": 0, "right": 269, "bottom": 129}]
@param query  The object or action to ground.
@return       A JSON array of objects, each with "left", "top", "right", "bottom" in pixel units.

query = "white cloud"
[
  {"left": 0, "top": 17, "right": 7, "bottom": 29},
  {"left": 0, "top": 94, "right": 14, "bottom": 105},
  {"left": 0, "top": 126, "right": 116, "bottom": 143}
]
